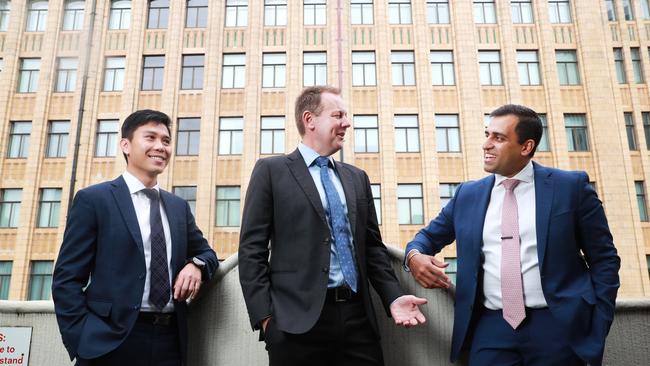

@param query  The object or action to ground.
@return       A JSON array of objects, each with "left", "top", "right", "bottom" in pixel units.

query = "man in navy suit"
[
  {"left": 52, "top": 109, "right": 218, "bottom": 366},
  {"left": 405, "top": 104, "right": 620, "bottom": 366}
]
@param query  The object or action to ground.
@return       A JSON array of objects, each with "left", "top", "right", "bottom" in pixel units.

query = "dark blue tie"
[
  {"left": 142, "top": 189, "right": 170, "bottom": 309},
  {"left": 315, "top": 156, "right": 358, "bottom": 292}
]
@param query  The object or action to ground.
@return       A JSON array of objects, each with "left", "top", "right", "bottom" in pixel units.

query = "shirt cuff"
[{"left": 403, "top": 249, "right": 421, "bottom": 272}]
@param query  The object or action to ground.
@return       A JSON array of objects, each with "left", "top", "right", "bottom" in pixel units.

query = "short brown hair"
[{"left": 294, "top": 86, "right": 341, "bottom": 136}]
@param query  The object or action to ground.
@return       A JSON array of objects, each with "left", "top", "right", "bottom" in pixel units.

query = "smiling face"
[
  {"left": 120, "top": 121, "right": 171, "bottom": 185},
  {"left": 302, "top": 92, "right": 350, "bottom": 156},
  {"left": 483, "top": 114, "right": 534, "bottom": 177}
]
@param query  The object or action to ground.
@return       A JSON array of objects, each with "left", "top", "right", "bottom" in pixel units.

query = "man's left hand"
[
  {"left": 173, "top": 263, "right": 202, "bottom": 301},
  {"left": 390, "top": 295, "right": 427, "bottom": 328}
]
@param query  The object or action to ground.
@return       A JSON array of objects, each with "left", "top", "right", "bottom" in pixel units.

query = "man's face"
[
  {"left": 483, "top": 114, "right": 531, "bottom": 177},
  {"left": 305, "top": 92, "right": 350, "bottom": 156},
  {"left": 120, "top": 121, "right": 171, "bottom": 178}
]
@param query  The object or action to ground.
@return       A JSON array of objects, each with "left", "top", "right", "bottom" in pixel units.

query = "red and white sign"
[{"left": 0, "top": 327, "right": 31, "bottom": 365}]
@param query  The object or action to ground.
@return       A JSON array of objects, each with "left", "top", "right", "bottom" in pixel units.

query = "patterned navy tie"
[
  {"left": 141, "top": 188, "right": 171, "bottom": 310},
  {"left": 315, "top": 156, "right": 358, "bottom": 292}
]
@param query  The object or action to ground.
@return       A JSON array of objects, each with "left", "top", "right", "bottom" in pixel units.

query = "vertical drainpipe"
[
  {"left": 68, "top": 0, "right": 98, "bottom": 210},
  {"left": 336, "top": 0, "right": 345, "bottom": 162}
]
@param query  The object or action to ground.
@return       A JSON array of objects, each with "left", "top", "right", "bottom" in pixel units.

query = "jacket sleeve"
[
  {"left": 238, "top": 159, "right": 274, "bottom": 330},
  {"left": 185, "top": 199, "right": 219, "bottom": 282},
  {"left": 51, "top": 190, "right": 96, "bottom": 360}
]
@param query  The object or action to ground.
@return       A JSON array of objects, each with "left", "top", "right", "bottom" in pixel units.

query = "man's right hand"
[
  {"left": 261, "top": 317, "right": 271, "bottom": 333},
  {"left": 409, "top": 254, "right": 451, "bottom": 289}
]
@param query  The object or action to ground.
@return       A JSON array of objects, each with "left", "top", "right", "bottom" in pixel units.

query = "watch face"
[{"left": 193, "top": 257, "right": 206, "bottom": 267}]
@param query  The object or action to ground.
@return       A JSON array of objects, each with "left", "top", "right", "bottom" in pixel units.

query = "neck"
[
  {"left": 302, "top": 138, "right": 337, "bottom": 157},
  {"left": 126, "top": 167, "right": 158, "bottom": 188},
  {"left": 503, "top": 159, "right": 531, "bottom": 178}
]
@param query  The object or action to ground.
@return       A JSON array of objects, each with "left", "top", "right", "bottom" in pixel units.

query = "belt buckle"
[
  {"left": 152, "top": 314, "right": 171, "bottom": 326},
  {"left": 335, "top": 287, "right": 350, "bottom": 302}
]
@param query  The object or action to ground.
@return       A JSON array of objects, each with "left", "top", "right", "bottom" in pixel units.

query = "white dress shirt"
[
  {"left": 481, "top": 160, "right": 548, "bottom": 310},
  {"left": 122, "top": 171, "right": 174, "bottom": 312}
]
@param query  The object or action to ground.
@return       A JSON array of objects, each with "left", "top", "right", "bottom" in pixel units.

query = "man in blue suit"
[
  {"left": 52, "top": 110, "right": 218, "bottom": 366},
  {"left": 405, "top": 104, "right": 620, "bottom": 366}
]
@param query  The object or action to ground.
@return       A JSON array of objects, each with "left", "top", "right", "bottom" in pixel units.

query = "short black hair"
[
  {"left": 490, "top": 104, "right": 543, "bottom": 157},
  {"left": 120, "top": 109, "right": 171, "bottom": 162}
]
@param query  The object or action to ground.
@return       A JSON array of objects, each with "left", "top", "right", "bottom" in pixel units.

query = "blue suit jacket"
[
  {"left": 406, "top": 162, "right": 620, "bottom": 366},
  {"left": 52, "top": 176, "right": 218, "bottom": 362}
]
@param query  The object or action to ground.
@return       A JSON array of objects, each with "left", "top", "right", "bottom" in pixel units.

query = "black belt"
[
  {"left": 137, "top": 312, "right": 176, "bottom": 326},
  {"left": 325, "top": 286, "right": 359, "bottom": 303}
]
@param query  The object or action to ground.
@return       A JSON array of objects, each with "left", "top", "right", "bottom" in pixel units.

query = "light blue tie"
[{"left": 315, "top": 156, "right": 358, "bottom": 292}]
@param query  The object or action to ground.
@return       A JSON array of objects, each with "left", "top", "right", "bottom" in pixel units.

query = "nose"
[
  {"left": 341, "top": 115, "right": 351, "bottom": 128},
  {"left": 482, "top": 138, "right": 492, "bottom": 151}
]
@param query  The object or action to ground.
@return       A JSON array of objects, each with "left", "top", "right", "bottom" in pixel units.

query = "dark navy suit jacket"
[
  {"left": 52, "top": 176, "right": 218, "bottom": 362},
  {"left": 406, "top": 162, "right": 620, "bottom": 366}
]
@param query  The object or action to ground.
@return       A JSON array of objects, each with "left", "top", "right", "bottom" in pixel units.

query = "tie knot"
[
  {"left": 502, "top": 179, "right": 521, "bottom": 191},
  {"left": 315, "top": 156, "right": 331, "bottom": 168},
  {"left": 141, "top": 188, "right": 159, "bottom": 202}
]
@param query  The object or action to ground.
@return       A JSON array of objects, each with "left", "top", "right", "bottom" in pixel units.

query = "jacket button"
[
  {"left": 139, "top": 273, "right": 145, "bottom": 280},
  {"left": 323, "top": 238, "right": 330, "bottom": 244},
  {"left": 322, "top": 267, "right": 329, "bottom": 273},
  {"left": 133, "top": 305, "right": 140, "bottom": 310}
]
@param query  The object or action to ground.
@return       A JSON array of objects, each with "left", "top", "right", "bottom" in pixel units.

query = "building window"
[
  {"left": 222, "top": 53, "right": 246, "bottom": 88},
  {"left": 643, "top": 112, "right": 650, "bottom": 150},
  {"left": 225, "top": 0, "right": 247, "bottom": 27},
  {"left": 173, "top": 186, "right": 197, "bottom": 216},
  {"left": 0, "top": 0, "right": 9, "bottom": 31},
  {"left": 371, "top": 184, "right": 381, "bottom": 224},
  {"left": 186, "top": 0, "right": 208, "bottom": 28},
  {"left": 389, "top": 0, "right": 412, "bottom": 24},
  {"left": 265, "top": 0, "right": 287, "bottom": 26},
  {"left": 636, "top": 181, "right": 649, "bottom": 221},
  {"left": 103, "top": 56, "right": 125, "bottom": 91},
  {"left": 392, "top": 51, "right": 415, "bottom": 86},
  {"left": 218, "top": 117, "right": 243, "bottom": 155},
  {"left": 147, "top": 0, "right": 169, "bottom": 29},
  {"left": 18, "top": 58, "right": 40, "bottom": 93},
  {"left": 28, "top": 261, "right": 52, "bottom": 300},
  {"left": 439, "top": 183, "right": 459, "bottom": 208},
  {"left": 352, "top": 51, "right": 376, "bottom": 86},
  {"left": 606, "top": 0, "right": 617, "bottom": 21},
  {"left": 642, "top": 0, "right": 650, "bottom": 20},
  {"left": 430, "top": 51, "right": 455, "bottom": 86},
  {"left": 614, "top": 48, "right": 627, "bottom": 84},
  {"left": 176, "top": 118, "right": 200, "bottom": 156},
  {"left": 565, "top": 114, "right": 589, "bottom": 152},
  {"left": 141, "top": 55, "right": 164, "bottom": 91},
  {"left": 479, "top": 51, "right": 502, "bottom": 85},
  {"left": 304, "top": 0, "right": 326, "bottom": 25},
  {"left": 398, "top": 184, "right": 423, "bottom": 225},
  {"left": 354, "top": 115, "right": 379, "bottom": 153},
  {"left": 63, "top": 0, "right": 84, "bottom": 30},
  {"left": 538, "top": 114, "right": 550, "bottom": 152},
  {"left": 622, "top": 0, "right": 634, "bottom": 20},
  {"left": 38, "top": 188, "right": 61, "bottom": 228},
  {"left": 0, "top": 261, "right": 11, "bottom": 300},
  {"left": 351, "top": 0, "right": 373, "bottom": 25},
  {"left": 394, "top": 115, "right": 419, "bottom": 152},
  {"left": 216, "top": 186, "right": 240, "bottom": 227},
  {"left": 260, "top": 116, "right": 285, "bottom": 154},
  {"left": 625, "top": 112, "right": 638, "bottom": 150},
  {"left": 631, "top": 48, "right": 644, "bottom": 83},
  {"left": 109, "top": 0, "right": 131, "bottom": 30},
  {"left": 0, "top": 189, "right": 21, "bottom": 228},
  {"left": 8, "top": 122, "right": 31, "bottom": 158},
  {"left": 95, "top": 120, "right": 119, "bottom": 157},
  {"left": 181, "top": 54, "right": 204, "bottom": 90},
  {"left": 435, "top": 114, "right": 461, "bottom": 152},
  {"left": 512, "top": 0, "right": 533, "bottom": 23},
  {"left": 446, "top": 257, "right": 457, "bottom": 284},
  {"left": 303, "top": 52, "right": 327, "bottom": 86},
  {"left": 474, "top": 0, "right": 496, "bottom": 24},
  {"left": 517, "top": 50, "right": 540, "bottom": 85},
  {"left": 427, "top": 0, "right": 449, "bottom": 24},
  {"left": 548, "top": 0, "right": 571, "bottom": 23},
  {"left": 55, "top": 57, "right": 78, "bottom": 92},
  {"left": 46, "top": 121, "right": 70, "bottom": 158},
  {"left": 262, "top": 53, "right": 286, "bottom": 88},
  {"left": 26, "top": 0, "right": 48, "bottom": 31},
  {"left": 556, "top": 50, "right": 580, "bottom": 85}
]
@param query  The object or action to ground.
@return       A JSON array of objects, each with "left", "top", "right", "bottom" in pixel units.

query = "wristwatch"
[{"left": 190, "top": 257, "right": 206, "bottom": 269}]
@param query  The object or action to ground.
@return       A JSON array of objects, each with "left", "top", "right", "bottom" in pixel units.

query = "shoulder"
[
  {"left": 77, "top": 180, "right": 115, "bottom": 197},
  {"left": 535, "top": 163, "right": 587, "bottom": 183},
  {"left": 337, "top": 161, "right": 366, "bottom": 176}
]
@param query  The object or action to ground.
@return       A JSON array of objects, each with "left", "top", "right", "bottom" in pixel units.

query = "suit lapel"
[
  {"left": 110, "top": 176, "right": 145, "bottom": 258},
  {"left": 286, "top": 149, "right": 328, "bottom": 225},
  {"left": 335, "top": 162, "right": 357, "bottom": 237},
  {"left": 160, "top": 190, "right": 182, "bottom": 274},
  {"left": 473, "top": 176, "right": 494, "bottom": 257},
  {"left": 533, "top": 162, "right": 553, "bottom": 267}
]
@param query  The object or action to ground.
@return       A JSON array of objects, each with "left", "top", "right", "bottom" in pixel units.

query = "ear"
[
  {"left": 521, "top": 139, "right": 535, "bottom": 157},
  {"left": 303, "top": 110, "right": 315, "bottom": 132},
  {"left": 120, "top": 138, "right": 131, "bottom": 157}
]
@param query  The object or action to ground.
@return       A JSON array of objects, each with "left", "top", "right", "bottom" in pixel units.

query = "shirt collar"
[
  {"left": 122, "top": 170, "right": 160, "bottom": 195},
  {"left": 494, "top": 160, "right": 534, "bottom": 187},
  {"left": 298, "top": 142, "right": 336, "bottom": 169}
]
